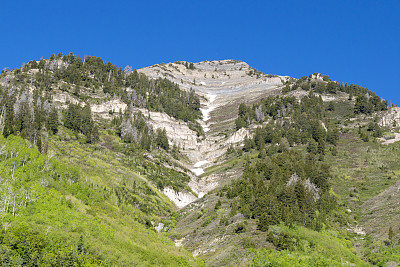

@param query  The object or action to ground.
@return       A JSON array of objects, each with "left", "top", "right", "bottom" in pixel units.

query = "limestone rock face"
[
  {"left": 137, "top": 60, "right": 289, "bottom": 207},
  {"left": 133, "top": 108, "right": 200, "bottom": 155},
  {"left": 91, "top": 99, "right": 127, "bottom": 119},
  {"left": 225, "top": 128, "right": 251, "bottom": 145},
  {"left": 379, "top": 107, "right": 400, "bottom": 127},
  {"left": 139, "top": 60, "right": 288, "bottom": 114},
  {"left": 91, "top": 99, "right": 127, "bottom": 114}
]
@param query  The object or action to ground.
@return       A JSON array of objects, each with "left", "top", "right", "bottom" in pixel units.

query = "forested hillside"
[
  {"left": 0, "top": 53, "right": 202, "bottom": 143},
  {"left": 0, "top": 53, "right": 206, "bottom": 266}
]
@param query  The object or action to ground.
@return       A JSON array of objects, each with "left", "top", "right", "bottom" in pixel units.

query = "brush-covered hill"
[
  {"left": 1, "top": 53, "right": 400, "bottom": 266},
  {"left": 0, "top": 53, "right": 205, "bottom": 266}
]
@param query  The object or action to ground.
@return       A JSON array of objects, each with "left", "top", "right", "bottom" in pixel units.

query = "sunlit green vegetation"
[
  {"left": 252, "top": 225, "right": 368, "bottom": 266},
  {"left": 0, "top": 135, "right": 201, "bottom": 266}
]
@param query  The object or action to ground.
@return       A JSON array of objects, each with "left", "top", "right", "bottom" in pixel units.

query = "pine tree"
[
  {"left": 47, "top": 107, "right": 59, "bottom": 134},
  {"left": 80, "top": 103, "right": 93, "bottom": 137},
  {"left": 64, "top": 103, "right": 76, "bottom": 130},
  {"left": 156, "top": 128, "right": 169, "bottom": 150},
  {"left": 91, "top": 125, "right": 99, "bottom": 143}
]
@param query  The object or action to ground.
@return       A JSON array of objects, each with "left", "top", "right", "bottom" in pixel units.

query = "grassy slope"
[
  {"left": 251, "top": 224, "right": 368, "bottom": 266},
  {"left": 0, "top": 134, "right": 201, "bottom": 266},
  {"left": 324, "top": 131, "right": 400, "bottom": 265},
  {"left": 327, "top": 132, "right": 400, "bottom": 205}
]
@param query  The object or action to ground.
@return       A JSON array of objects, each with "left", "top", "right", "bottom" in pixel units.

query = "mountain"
[{"left": 0, "top": 53, "right": 399, "bottom": 266}]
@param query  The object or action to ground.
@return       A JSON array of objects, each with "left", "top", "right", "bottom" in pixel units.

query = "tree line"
[
  {"left": 17, "top": 53, "right": 202, "bottom": 134},
  {"left": 235, "top": 93, "right": 339, "bottom": 156},
  {"left": 282, "top": 73, "right": 388, "bottom": 114}
]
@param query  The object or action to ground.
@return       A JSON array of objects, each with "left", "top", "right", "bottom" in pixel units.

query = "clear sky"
[{"left": 1, "top": 0, "right": 399, "bottom": 104}]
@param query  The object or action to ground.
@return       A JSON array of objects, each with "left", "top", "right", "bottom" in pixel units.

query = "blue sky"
[{"left": 1, "top": 0, "right": 399, "bottom": 104}]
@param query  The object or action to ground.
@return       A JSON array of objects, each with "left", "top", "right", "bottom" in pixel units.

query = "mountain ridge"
[{"left": 0, "top": 53, "right": 399, "bottom": 266}]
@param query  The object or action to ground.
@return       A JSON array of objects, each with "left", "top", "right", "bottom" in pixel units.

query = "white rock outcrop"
[
  {"left": 91, "top": 99, "right": 127, "bottom": 115},
  {"left": 379, "top": 107, "right": 400, "bottom": 127},
  {"left": 226, "top": 128, "right": 251, "bottom": 145},
  {"left": 134, "top": 108, "right": 199, "bottom": 153}
]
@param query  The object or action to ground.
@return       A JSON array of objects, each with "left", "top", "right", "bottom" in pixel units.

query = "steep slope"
[
  {"left": 0, "top": 135, "right": 200, "bottom": 266},
  {"left": 138, "top": 60, "right": 289, "bottom": 203}
]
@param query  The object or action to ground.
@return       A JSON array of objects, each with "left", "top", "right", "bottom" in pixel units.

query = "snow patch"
[
  {"left": 194, "top": 160, "right": 209, "bottom": 168},
  {"left": 191, "top": 168, "right": 205, "bottom": 176},
  {"left": 200, "top": 93, "right": 217, "bottom": 130},
  {"left": 162, "top": 187, "right": 197, "bottom": 209},
  {"left": 200, "top": 106, "right": 216, "bottom": 122},
  {"left": 207, "top": 93, "right": 217, "bottom": 103},
  {"left": 192, "top": 160, "right": 210, "bottom": 176}
]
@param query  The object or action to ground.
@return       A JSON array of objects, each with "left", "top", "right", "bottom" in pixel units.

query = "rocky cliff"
[{"left": 137, "top": 60, "right": 288, "bottom": 205}]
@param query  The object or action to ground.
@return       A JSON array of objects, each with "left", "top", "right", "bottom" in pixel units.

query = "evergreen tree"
[
  {"left": 91, "top": 125, "right": 100, "bottom": 143},
  {"left": 155, "top": 128, "right": 169, "bottom": 150},
  {"left": 80, "top": 103, "right": 93, "bottom": 138},
  {"left": 47, "top": 107, "right": 59, "bottom": 134}
]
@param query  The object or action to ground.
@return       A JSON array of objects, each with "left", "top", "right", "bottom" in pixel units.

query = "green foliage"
[
  {"left": 3, "top": 53, "right": 203, "bottom": 139},
  {"left": 117, "top": 111, "right": 153, "bottom": 150},
  {"left": 235, "top": 103, "right": 252, "bottom": 129},
  {"left": 366, "top": 121, "right": 383, "bottom": 137},
  {"left": 237, "top": 93, "right": 339, "bottom": 156},
  {"left": 389, "top": 226, "right": 394, "bottom": 241},
  {"left": 225, "top": 150, "right": 336, "bottom": 230},
  {"left": 0, "top": 86, "right": 57, "bottom": 145},
  {"left": 214, "top": 199, "right": 222, "bottom": 210},
  {"left": 225, "top": 93, "right": 346, "bottom": 235},
  {"left": 354, "top": 94, "right": 388, "bottom": 114},
  {"left": 0, "top": 135, "right": 198, "bottom": 266},
  {"left": 155, "top": 128, "right": 169, "bottom": 151},
  {"left": 364, "top": 237, "right": 400, "bottom": 266},
  {"left": 282, "top": 73, "right": 388, "bottom": 114},
  {"left": 125, "top": 72, "right": 202, "bottom": 133},
  {"left": 234, "top": 223, "right": 246, "bottom": 233},
  {"left": 252, "top": 225, "right": 368, "bottom": 266},
  {"left": 47, "top": 107, "right": 59, "bottom": 135},
  {"left": 63, "top": 102, "right": 94, "bottom": 140},
  {"left": 201, "top": 215, "right": 215, "bottom": 227}
]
